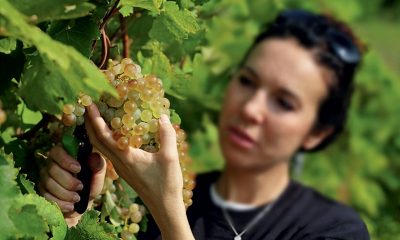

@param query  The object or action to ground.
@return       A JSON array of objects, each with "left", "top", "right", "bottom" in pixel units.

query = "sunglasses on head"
[{"left": 277, "top": 9, "right": 361, "bottom": 67}]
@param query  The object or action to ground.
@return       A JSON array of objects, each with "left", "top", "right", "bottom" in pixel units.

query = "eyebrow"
[{"left": 242, "top": 65, "right": 259, "bottom": 79}]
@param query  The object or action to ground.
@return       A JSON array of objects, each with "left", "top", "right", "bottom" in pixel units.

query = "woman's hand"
[
  {"left": 38, "top": 145, "right": 106, "bottom": 227},
  {"left": 84, "top": 104, "right": 194, "bottom": 240}
]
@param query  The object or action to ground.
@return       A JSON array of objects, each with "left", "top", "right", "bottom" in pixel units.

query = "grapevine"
[{"left": 60, "top": 58, "right": 195, "bottom": 237}]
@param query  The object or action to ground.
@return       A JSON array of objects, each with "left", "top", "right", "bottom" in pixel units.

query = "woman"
[{"left": 39, "top": 9, "right": 370, "bottom": 239}]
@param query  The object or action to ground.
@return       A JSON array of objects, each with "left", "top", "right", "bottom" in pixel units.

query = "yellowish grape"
[{"left": 63, "top": 104, "right": 75, "bottom": 115}]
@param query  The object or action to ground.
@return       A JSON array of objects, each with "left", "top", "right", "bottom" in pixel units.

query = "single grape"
[
  {"left": 128, "top": 223, "right": 140, "bottom": 234},
  {"left": 63, "top": 104, "right": 75, "bottom": 115},
  {"left": 122, "top": 114, "right": 135, "bottom": 127},
  {"left": 130, "top": 211, "right": 142, "bottom": 223},
  {"left": 74, "top": 104, "right": 85, "bottom": 117},
  {"left": 129, "top": 135, "right": 143, "bottom": 148},
  {"left": 80, "top": 95, "right": 93, "bottom": 107},
  {"left": 111, "top": 117, "right": 122, "bottom": 129},
  {"left": 123, "top": 100, "right": 137, "bottom": 114},
  {"left": 129, "top": 203, "right": 139, "bottom": 213},
  {"left": 62, "top": 113, "right": 76, "bottom": 126},
  {"left": 140, "top": 110, "right": 152, "bottom": 122},
  {"left": 103, "top": 70, "right": 115, "bottom": 82},
  {"left": 148, "top": 119, "right": 159, "bottom": 133},
  {"left": 117, "top": 136, "right": 129, "bottom": 150}
]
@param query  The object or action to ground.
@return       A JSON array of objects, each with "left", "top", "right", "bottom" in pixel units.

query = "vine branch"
[
  {"left": 15, "top": 113, "right": 57, "bottom": 140},
  {"left": 120, "top": 15, "right": 131, "bottom": 58}
]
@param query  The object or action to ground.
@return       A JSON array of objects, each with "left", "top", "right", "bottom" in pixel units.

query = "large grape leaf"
[
  {"left": 11, "top": 194, "right": 68, "bottom": 240},
  {"left": 0, "top": 149, "right": 20, "bottom": 238},
  {"left": 66, "top": 210, "right": 117, "bottom": 240},
  {"left": 149, "top": 1, "right": 200, "bottom": 44},
  {"left": 0, "top": 0, "right": 116, "bottom": 114},
  {"left": 10, "top": 0, "right": 95, "bottom": 23},
  {"left": 48, "top": 17, "right": 100, "bottom": 57},
  {"left": 8, "top": 204, "right": 49, "bottom": 239}
]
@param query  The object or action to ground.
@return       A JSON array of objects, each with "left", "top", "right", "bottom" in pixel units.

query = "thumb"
[
  {"left": 88, "top": 152, "right": 106, "bottom": 199},
  {"left": 158, "top": 114, "right": 178, "bottom": 161}
]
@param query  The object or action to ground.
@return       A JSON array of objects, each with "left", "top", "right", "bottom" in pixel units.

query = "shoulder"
[{"left": 281, "top": 181, "right": 370, "bottom": 240}]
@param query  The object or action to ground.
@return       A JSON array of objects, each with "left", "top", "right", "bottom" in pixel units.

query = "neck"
[{"left": 216, "top": 162, "right": 290, "bottom": 206}]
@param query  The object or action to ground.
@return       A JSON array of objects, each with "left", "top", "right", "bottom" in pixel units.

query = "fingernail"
[
  {"left": 73, "top": 194, "right": 81, "bottom": 203},
  {"left": 160, "top": 114, "right": 170, "bottom": 124},
  {"left": 76, "top": 183, "right": 84, "bottom": 191},
  {"left": 65, "top": 204, "right": 74, "bottom": 212},
  {"left": 70, "top": 163, "right": 81, "bottom": 173}
]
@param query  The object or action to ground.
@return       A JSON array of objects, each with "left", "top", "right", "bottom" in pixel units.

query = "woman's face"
[{"left": 219, "top": 38, "right": 331, "bottom": 171}]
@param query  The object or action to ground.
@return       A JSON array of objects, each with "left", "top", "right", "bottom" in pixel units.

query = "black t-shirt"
[{"left": 138, "top": 171, "right": 370, "bottom": 240}]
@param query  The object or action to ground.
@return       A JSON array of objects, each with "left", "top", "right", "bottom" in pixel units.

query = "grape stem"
[
  {"left": 91, "top": 0, "right": 120, "bottom": 68},
  {"left": 14, "top": 113, "right": 57, "bottom": 140},
  {"left": 98, "top": 28, "right": 110, "bottom": 69},
  {"left": 120, "top": 15, "right": 131, "bottom": 58}
]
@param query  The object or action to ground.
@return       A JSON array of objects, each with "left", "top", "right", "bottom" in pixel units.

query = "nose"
[{"left": 240, "top": 90, "right": 266, "bottom": 125}]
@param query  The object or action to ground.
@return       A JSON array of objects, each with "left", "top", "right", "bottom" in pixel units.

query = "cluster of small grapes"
[
  {"left": 60, "top": 58, "right": 195, "bottom": 237},
  {"left": 98, "top": 58, "right": 195, "bottom": 208},
  {"left": 0, "top": 100, "right": 6, "bottom": 125},
  {"left": 120, "top": 203, "right": 147, "bottom": 239},
  {"left": 61, "top": 95, "right": 92, "bottom": 127},
  {"left": 98, "top": 163, "right": 147, "bottom": 239}
]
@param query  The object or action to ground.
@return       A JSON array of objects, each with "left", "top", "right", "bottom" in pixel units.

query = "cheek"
[
  {"left": 221, "top": 83, "right": 241, "bottom": 115},
  {"left": 261, "top": 113, "right": 316, "bottom": 149}
]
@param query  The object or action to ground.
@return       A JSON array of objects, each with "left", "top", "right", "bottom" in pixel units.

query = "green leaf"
[
  {"left": 19, "top": 53, "right": 110, "bottom": 114},
  {"left": 128, "top": 13, "right": 153, "bottom": 53},
  {"left": 0, "top": 149, "right": 20, "bottom": 237},
  {"left": 0, "top": 37, "right": 16, "bottom": 53},
  {"left": 149, "top": 1, "right": 200, "bottom": 44},
  {"left": 48, "top": 17, "right": 100, "bottom": 57},
  {"left": 17, "top": 174, "right": 36, "bottom": 194},
  {"left": 66, "top": 210, "right": 117, "bottom": 240},
  {"left": 8, "top": 204, "right": 49, "bottom": 239},
  {"left": 62, "top": 134, "right": 79, "bottom": 159},
  {"left": 10, "top": 194, "right": 68, "bottom": 239},
  {"left": 138, "top": 45, "right": 172, "bottom": 90},
  {"left": 119, "top": 0, "right": 164, "bottom": 14},
  {"left": 10, "top": 0, "right": 96, "bottom": 23},
  {"left": 119, "top": 5, "right": 134, "bottom": 17},
  {"left": 0, "top": 1, "right": 116, "bottom": 114}
]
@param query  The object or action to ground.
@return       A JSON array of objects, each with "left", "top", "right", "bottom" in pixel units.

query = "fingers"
[
  {"left": 88, "top": 153, "right": 106, "bottom": 199},
  {"left": 39, "top": 181, "right": 76, "bottom": 213},
  {"left": 85, "top": 104, "right": 117, "bottom": 150},
  {"left": 48, "top": 161, "right": 83, "bottom": 191},
  {"left": 158, "top": 114, "right": 178, "bottom": 162},
  {"left": 49, "top": 145, "right": 81, "bottom": 173},
  {"left": 43, "top": 191, "right": 76, "bottom": 213}
]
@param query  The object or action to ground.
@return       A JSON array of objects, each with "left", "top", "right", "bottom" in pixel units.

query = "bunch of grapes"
[
  {"left": 60, "top": 58, "right": 195, "bottom": 237},
  {"left": 0, "top": 100, "right": 6, "bottom": 125}
]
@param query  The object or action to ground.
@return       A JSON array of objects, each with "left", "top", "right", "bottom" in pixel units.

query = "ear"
[{"left": 301, "top": 127, "right": 334, "bottom": 150}]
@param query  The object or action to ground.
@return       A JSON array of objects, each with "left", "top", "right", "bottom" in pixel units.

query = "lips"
[{"left": 227, "top": 127, "right": 256, "bottom": 150}]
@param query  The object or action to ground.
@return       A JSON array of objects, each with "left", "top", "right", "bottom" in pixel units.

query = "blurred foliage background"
[
  {"left": 1, "top": 0, "right": 398, "bottom": 238},
  {"left": 171, "top": 0, "right": 400, "bottom": 239}
]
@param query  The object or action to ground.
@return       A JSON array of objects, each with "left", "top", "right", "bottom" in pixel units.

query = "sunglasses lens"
[
  {"left": 326, "top": 30, "right": 360, "bottom": 64},
  {"left": 278, "top": 10, "right": 360, "bottom": 66}
]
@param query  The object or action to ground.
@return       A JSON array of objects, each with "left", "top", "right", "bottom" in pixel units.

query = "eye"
[
  {"left": 276, "top": 97, "right": 295, "bottom": 111},
  {"left": 238, "top": 75, "right": 255, "bottom": 87}
]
